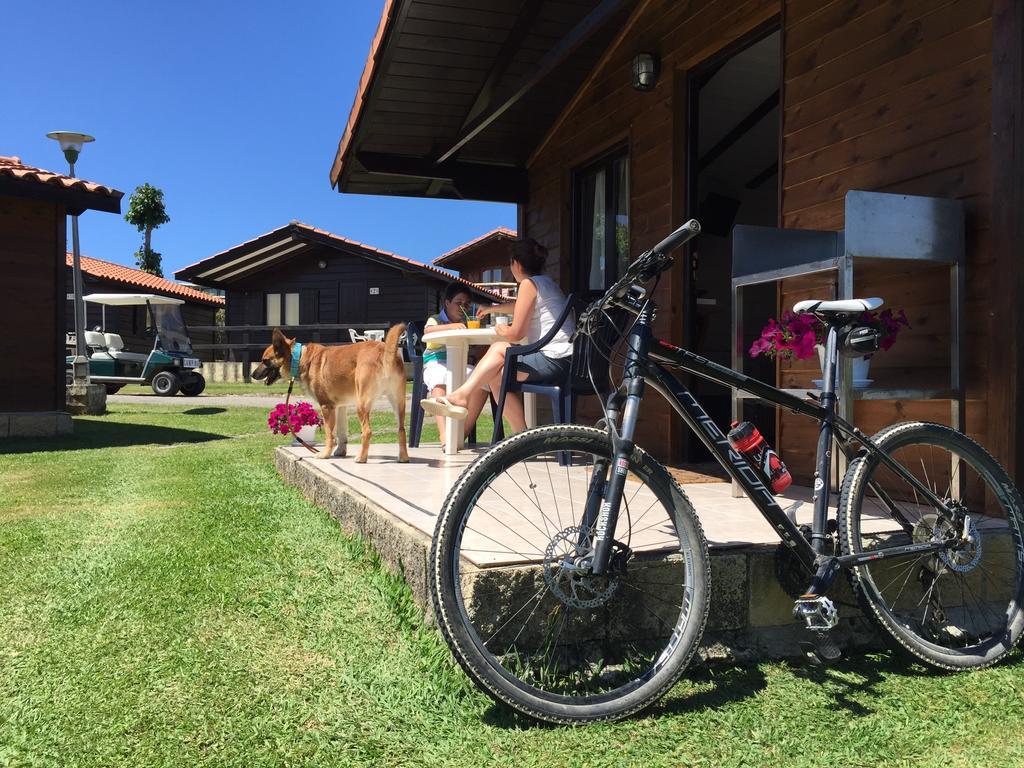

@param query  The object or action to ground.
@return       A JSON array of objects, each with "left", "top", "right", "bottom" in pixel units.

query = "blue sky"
[{"left": 5, "top": 1, "right": 516, "bottom": 277}]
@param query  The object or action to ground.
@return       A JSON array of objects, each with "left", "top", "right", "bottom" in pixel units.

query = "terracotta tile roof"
[
  {"left": 68, "top": 252, "right": 225, "bottom": 307},
  {"left": 176, "top": 220, "right": 504, "bottom": 302},
  {"left": 434, "top": 227, "right": 518, "bottom": 267},
  {"left": 0, "top": 155, "right": 122, "bottom": 200}
]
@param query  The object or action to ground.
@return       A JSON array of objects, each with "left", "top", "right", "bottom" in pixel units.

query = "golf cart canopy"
[{"left": 83, "top": 293, "right": 185, "bottom": 306}]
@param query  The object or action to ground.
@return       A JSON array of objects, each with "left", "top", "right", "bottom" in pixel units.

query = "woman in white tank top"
[{"left": 420, "top": 238, "right": 574, "bottom": 434}]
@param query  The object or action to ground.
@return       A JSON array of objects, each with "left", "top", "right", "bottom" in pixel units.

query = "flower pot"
[
  {"left": 292, "top": 425, "right": 318, "bottom": 446},
  {"left": 815, "top": 345, "right": 872, "bottom": 389}
]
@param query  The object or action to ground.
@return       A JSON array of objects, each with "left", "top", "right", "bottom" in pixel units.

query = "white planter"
[
  {"left": 292, "top": 425, "right": 318, "bottom": 446},
  {"left": 815, "top": 345, "right": 871, "bottom": 388}
]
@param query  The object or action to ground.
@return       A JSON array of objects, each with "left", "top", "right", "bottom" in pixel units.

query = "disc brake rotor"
[{"left": 543, "top": 526, "right": 619, "bottom": 609}]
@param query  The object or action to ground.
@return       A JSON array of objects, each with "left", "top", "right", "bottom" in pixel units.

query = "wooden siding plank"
[
  {"left": 785, "top": 0, "right": 959, "bottom": 80},
  {"left": 785, "top": 20, "right": 991, "bottom": 132},
  {"left": 785, "top": 1, "right": 989, "bottom": 105},
  {"left": 783, "top": 53, "right": 989, "bottom": 158},
  {"left": 783, "top": 125, "right": 989, "bottom": 212},
  {"left": 785, "top": 90, "right": 991, "bottom": 187}
]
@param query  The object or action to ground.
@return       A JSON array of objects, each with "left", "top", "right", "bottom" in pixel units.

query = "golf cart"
[{"left": 65, "top": 293, "right": 206, "bottom": 396}]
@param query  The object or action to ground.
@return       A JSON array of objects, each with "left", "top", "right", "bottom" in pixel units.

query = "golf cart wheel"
[
  {"left": 151, "top": 371, "right": 181, "bottom": 396},
  {"left": 104, "top": 384, "right": 123, "bottom": 395},
  {"left": 180, "top": 373, "right": 206, "bottom": 397}
]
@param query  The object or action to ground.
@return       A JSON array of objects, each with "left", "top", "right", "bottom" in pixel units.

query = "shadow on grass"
[
  {"left": 0, "top": 419, "right": 229, "bottom": 454},
  {"left": 789, "top": 644, "right": 1024, "bottom": 716},
  {"left": 480, "top": 664, "right": 768, "bottom": 729},
  {"left": 182, "top": 407, "right": 228, "bottom": 415}
]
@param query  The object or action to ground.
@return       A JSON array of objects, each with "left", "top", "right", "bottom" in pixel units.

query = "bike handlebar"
[
  {"left": 651, "top": 218, "right": 701, "bottom": 256},
  {"left": 575, "top": 218, "right": 702, "bottom": 337}
]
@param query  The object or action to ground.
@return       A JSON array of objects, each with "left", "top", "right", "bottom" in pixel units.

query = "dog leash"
[{"left": 285, "top": 341, "right": 318, "bottom": 454}]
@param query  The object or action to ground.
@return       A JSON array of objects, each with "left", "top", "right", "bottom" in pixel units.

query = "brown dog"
[{"left": 252, "top": 325, "right": 409, "bottom": 463}]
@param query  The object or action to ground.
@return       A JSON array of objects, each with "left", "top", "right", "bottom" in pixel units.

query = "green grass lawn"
[{"left": 2, "top": 404, "right": 1022, "bottom": 767}]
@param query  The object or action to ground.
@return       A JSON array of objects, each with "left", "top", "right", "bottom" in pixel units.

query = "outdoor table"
[{"left": 422, "top": 326, "right": 536, "bottom": 454}]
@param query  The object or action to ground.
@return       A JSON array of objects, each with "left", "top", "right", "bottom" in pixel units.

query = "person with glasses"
[{"left": 421, "top": 283, "right": 491, "bottom": 448}]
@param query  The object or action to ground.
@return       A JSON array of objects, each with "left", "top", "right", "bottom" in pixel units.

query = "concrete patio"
[
  {"left": 274, "top": 441, "right": 899, "bottom": 660},
  {"left": 273, "top": 439, "right": 1013, "bottom": 660}
]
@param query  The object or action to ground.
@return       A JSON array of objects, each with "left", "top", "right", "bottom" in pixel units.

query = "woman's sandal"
[{"left": 420, "top": 396, "right": 468, "bottom": 419}]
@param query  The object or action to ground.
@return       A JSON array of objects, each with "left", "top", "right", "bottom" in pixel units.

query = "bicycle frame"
[{"left": 588, "top": 306, "right": 956, "bottom": 583}]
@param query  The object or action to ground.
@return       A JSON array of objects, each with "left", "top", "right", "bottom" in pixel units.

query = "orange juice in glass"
[{"left": 466, "top": 317, "right": 482, "bottom": 329}]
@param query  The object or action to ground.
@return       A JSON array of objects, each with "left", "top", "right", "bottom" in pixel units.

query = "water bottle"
[{"left": 727, "top": 421, "right": 792, "bottom": 494}]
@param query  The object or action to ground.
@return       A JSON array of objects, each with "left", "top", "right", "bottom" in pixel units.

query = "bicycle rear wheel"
[
  {"left": 838, "top": 422, "right": 1024, "bottom": 669},
  {"left": 430, "top": 425, "right": 710, "bottom": 723}
]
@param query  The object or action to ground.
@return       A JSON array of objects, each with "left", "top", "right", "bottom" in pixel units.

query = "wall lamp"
[{"left": 631, "top": 53, "right": 660, "bottom": 92}]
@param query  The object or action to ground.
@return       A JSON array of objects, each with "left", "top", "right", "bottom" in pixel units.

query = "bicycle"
[{"left": 429, "top": 219, "right": 1024, "bottom": 724}]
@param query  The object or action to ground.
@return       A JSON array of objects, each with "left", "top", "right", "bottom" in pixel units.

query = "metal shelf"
[{"left": 729, "top": 191, "right": 966, "bottom": 494}]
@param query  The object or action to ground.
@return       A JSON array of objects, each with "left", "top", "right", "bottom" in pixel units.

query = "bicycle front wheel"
[
  {"left": 430, "top": 425, "right": 710, "bottom": 724},
  {"left": 838, "top": 421, "right": 1024, "bottom": 669}
]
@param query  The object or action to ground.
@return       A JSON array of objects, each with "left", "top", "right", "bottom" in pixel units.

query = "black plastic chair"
[
  {"left": 405, "top": 320, "right": 426, "bottom": 448},
  {"left": 491, "top": 295, "right": 581, "bottom": 455}
]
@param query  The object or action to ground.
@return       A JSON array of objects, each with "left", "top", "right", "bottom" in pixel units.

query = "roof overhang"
[
  {"left": 175, "top": 222, "right": 503, "bottom": 302},
  {"left": 83, "top": 293, "right": 184, "bottom": 306},
  {"left": 434, "top": 227, "right": 517, "bottom": 270},
  {"left": 330, "top": 0, "right": 637, "bottom": 203},
  {"left": 0, "top": 174, "right": 122, "bottom": 215}
]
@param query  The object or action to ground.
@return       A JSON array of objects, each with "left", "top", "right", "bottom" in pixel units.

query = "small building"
[
  {"left": 0, "top": 154, "right": 122, "bottom": 437},
  {"left": 175, "top": 221, "right": 500, "bottom": 366},
  {"left": 66, "top": 253, "right": 224, "bottom": 359},
  {"left": 435, "top": 228, "right": 518, "bottom": 298},
  {"left": 329, "top": 0, "right": 1024, "bottom": 486}
]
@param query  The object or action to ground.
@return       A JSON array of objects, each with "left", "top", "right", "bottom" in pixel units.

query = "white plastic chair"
[{"left": 348, "top": 328, "right": 367, "bottom": 343}]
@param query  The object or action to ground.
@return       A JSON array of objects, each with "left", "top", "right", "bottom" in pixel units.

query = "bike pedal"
[{"left": 793, "top": 594, "right": 839, "bottom": 632}]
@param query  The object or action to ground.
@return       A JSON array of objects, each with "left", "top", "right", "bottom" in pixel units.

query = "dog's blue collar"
[{"left": 290, "top": 342, "right": 303, "bottom": 380}]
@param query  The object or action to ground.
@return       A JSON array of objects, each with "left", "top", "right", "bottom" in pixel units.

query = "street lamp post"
[{"left": 46, "top": 131, "right": 95, "bottom": 385}]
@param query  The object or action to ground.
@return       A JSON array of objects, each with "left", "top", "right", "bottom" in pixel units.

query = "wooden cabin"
[
  {"left": 435, "top": 227, "right": 519, "bottom": 297},
  {"left": 65, "top": 253, "right": 223, "bottom": 359},
  {"left": 329, "top": 0, "right": 1023, "bottom": 485},
  {"left": 0, "top": 154, "right": 122, "bottom": 437},
  {"left": 175, "top": 221, "right": 500, "bottom": 359}
]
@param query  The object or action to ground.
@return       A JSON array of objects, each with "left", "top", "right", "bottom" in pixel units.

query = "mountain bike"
[{"left": 429, "top": 219, "right": 1024, "bottom": 724}]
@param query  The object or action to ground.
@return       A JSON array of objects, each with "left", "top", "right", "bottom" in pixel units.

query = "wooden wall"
[
  {"left": 778, "top": 0, "right": 995, "bottom": 479},
  {"left": 0, "top": 196, "right": 66, "bottom": 412},
  {"left": 523, "top": 0, "right": 1005, "bottom": 473},
  {"left": 525, "top": 0, "right": 781, "bottom": 463},
  {"left": 225, "top": 243, "right": 442, "bottom": 354},
  {"left": 442, "top": 238, "right": 515, "bottom": 284}
]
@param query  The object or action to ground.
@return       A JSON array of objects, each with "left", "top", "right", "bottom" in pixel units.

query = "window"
[
  {"left": 266, "top": 293, "right": 299, "bottom": 326},
  {"left": 266, "top": 293, "right": 281, "bottom": 325},
  {"left": 481, "top": 268, "right": 503, "bottom": 283},
  {"left": 574, "top": 150, "right": 629, "bottom": 294}
]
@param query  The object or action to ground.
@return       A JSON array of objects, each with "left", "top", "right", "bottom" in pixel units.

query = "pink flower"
[{"left": 267, "top": 402, "right": 321, "bottom": 435}]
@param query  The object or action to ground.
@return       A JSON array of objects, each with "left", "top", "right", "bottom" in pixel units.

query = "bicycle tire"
[
  {"left": 430, "top": 425, "right": 710, "bottom": 724},
  {"left": 838, "top": 421, "right": 1024, "bottom": 669}
]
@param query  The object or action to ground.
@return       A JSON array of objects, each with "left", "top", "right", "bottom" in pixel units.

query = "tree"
[{"left": 125, "top": 183, "right": 170, "bottom": 277}]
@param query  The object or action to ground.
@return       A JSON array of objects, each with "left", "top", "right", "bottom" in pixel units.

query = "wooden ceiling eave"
[
  {"left": 433, "top": 0, "right": 634, "bottom": 165},
  {"left": 356, "top": 152, "right": 527, "bottom": 203},
  {"left": 336, "top": 0, "right": 636, "bottom": 203}
]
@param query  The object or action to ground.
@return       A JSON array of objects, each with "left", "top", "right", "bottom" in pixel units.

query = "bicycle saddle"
[{"left": 793, "top": 297, "right": 883, "bottom": 314}]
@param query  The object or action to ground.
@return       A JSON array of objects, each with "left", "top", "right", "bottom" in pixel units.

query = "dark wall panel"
[{"left": 0, "top": 196, "right": 65, "bottom": 411}]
